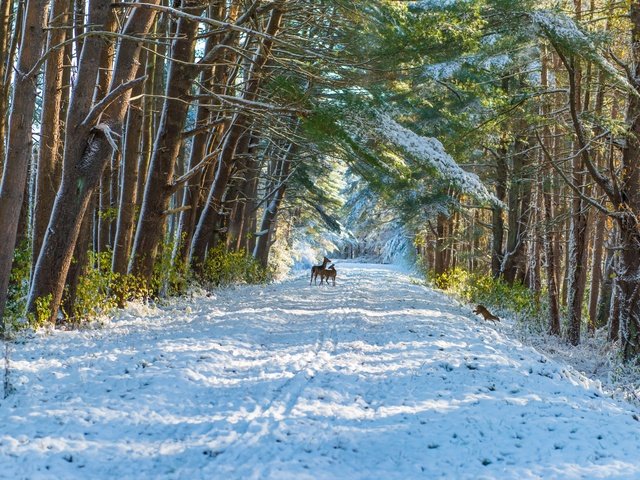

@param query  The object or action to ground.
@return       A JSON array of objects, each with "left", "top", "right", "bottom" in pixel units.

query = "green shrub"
[
  {"left": 4, "top": 240, "right": 31, "bottom": 327},
  {"left": 150, "top": 237, "right": 189, "bottom": 297},
  {"left": 432, "top": 267, "right": 545, "bottom": 322},
  {"left": 200, "top": 245, "right": 273, "bottom": 287},
  {"left": 28, "top": 294, "right": 54, "bottom": 329},
  {"left": 65, "top": 250, "right": 148, "bottom": 324},
  {"left": 66, "top": 251, "right": 118, "bottom": 323},
  {"left": 3, "top": 239, "right": 32, "bottom": 333},
  {"left": 110, "top": 272, "right": 149, "bottom": 308}
]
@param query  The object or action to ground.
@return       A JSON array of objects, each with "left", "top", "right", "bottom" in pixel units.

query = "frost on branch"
[
  {"left": 531, "top": 9, "right": 639, "bottom": 98},
  {"left": 375, "top": 113, "right": 497, "bottom": 204},
  {"left": 410, "top": 0, "right": 472, "bottom": 11}
]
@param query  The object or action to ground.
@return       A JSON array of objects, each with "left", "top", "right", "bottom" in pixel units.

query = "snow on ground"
[{"left": 1, "top": 263, "right": 640, "bottom": 480}]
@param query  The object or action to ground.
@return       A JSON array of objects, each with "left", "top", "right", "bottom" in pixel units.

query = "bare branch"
[
  {"left": 535, "top": 131, "right": 614, "bottom": 217},
  {"left": 82, "top": 75, "right": 147, "bottom": 128},
  {"left": 168, "top": 148, "right": 221, "bottom": 195}
]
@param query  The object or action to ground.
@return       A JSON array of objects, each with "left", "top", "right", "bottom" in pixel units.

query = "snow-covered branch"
[{"left": 375, "top": 113, "right": 499, "bottom": 205}]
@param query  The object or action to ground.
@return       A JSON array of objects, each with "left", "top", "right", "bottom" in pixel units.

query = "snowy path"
[{"left": 1, "top": 263, "right": 640, "bottom": 479}]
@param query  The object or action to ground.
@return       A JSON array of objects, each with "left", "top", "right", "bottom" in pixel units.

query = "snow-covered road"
[{"left": 1, "top": 263, "right": 640, "bottom": 479}]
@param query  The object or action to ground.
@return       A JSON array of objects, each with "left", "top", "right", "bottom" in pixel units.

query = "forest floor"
[{"left": 1, "top": 263, "right": 640, "bottom": 479}]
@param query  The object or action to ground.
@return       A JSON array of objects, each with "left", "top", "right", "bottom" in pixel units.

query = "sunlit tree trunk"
[
  {"left": 191, "top": 7, "right": 285, "bottom": 269},
  {"left": 253, "top": 145, "right": 294, "bottom": 266},
  {"left": 27, "top": 1, "right": 159, "bottom": 321},
  {"left": 0, "top": 0, "right": 48, "bottom": 326},
  {"left": 33, "top": 0, "right": 70, "bottom": 267},
  {"left": 112, "top": 56, "right": 146, "bottom": 275},
  {"left": 129, "top": 2, "right": 206, "bottom": 282}
]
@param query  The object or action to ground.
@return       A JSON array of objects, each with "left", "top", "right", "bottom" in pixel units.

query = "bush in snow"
[
  {"left": 199, "top": 245, "right": 273, "bottom": 287},
  {"left": 432, "top": 267, "right": 546, "bottom": 329}
]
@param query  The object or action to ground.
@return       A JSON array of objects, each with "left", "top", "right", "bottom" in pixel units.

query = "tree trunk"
[
  {"left": 62, "top": 197, "right": 94, "bottom": 319},
  {"left": 174, "top": 23, "right": 222, "bottom": 266},
  {"left": 253, "top": 148, "right": 293, "bottom": 266},
  {"left": 0, "top": 0, "right": 16, "bottom": 169},
  {"left": 112, "top": 57, "right": 146, "bottom": 275},
  {"left": 539, "top": 47, "right": 560, "bottom": 335},
  {"left": 33, "top": 0, "right": 70, "bottom": 266},
  {"left": 0, "top": 0, "right": 48, "bottom": 326},
  {"left": 598, "top": 231, "right": 615, "bottom": 331},
  {"left": 191, "top": 7, "right": 284, "bottom": 269},
  {"left": 27, "top": 0, "right": 159, "bottom": 321},
  {"left": 129, "top": 2, "right": 206, "bottom": 282},
  {"left": 587, "top": 213, "right": 605, "bottom": 332},
  {"left": 434, "top": 213, "right": 446, "bottom": 278},
  {"left": 613, "top": 2, "right": 640, "bottom": 360},
  {"left": 501, "top": 134, "right": 531, "bottom": 284}
]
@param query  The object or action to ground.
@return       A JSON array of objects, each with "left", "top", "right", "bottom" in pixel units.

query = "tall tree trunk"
[
  {"left": 62, "top": 197, "right": 94, "bottom": 319},
  {"left": 129, "top": 2, "right": 206, "bottom": 282},
  {"left": 174, "top": 22, "right": 222, "bottom": 266},
  {"left": 501, "top": 134, "right": 531, "bottom": 284},
  {"left": 33, "top": 0, "right": 70, "bottom": 266},
  {"left": 599, "top": 227, "right": 616, "bottom": 333},
  {"left": 588, "top": 213, "right": 605, "bottom": 332},
  {"left": 190, "top": 7, "right": 284, "bottom": 269},
  {"left": 612, "top": 2, "right": 640, "bottom": 360},
  {"left": 27, "top": 1, "right": 159, "bottom": 321},
  {"left": 556, "top": 47, "right": 589, "bottom": 346},
  {"left": 0, "top": 0, "right": 15, "bottom": 169},
  {"left": 0, "top": 0, "right": 48, "bottom": 326},
  {"left": 253, "top": 146, "right": 293, "bottom": 266},
  {"left": 112, "top": 57, "right": 146, "bottom": 275},
  {"left": 539, "top": 47, "right": 560, "bottom": 335},
  {"left": 434, "top": 213, "right": 446, "bottom": 278}
]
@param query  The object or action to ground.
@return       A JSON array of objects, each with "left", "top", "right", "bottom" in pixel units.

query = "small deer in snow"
[
  {"left": 319, "top": 264, "right": 337, "bottom": 286},
  {"left": 310, "top": 256, "right": 331, "bottom": 285}
]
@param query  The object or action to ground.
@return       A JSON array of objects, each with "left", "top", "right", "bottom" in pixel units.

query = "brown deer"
[
  {"left": 319, "top": 264, "right": 337, "bottom": 286},
  {"left": 310, "top": 256, "right": 331, "bottom": 285},
  {"left": 473, "top": 305, "right": 500, "bottom": 323}
]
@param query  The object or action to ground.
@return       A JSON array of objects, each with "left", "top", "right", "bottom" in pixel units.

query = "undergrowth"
[
  {"left": 6, "top": 243, "right": 273, "bottom": 331},
  {"left": 430, "top": 267, "right": 547, "bottom": 332},
  {"left": 199, "top": 245, "right": 274, "bottom": 287},
  {"left": 430, "top": 266, "right": 640, "bottom": 405}
]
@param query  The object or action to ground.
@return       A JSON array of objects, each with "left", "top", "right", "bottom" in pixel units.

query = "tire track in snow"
[
  {"left": 245, "top": 267, "right": 376, "bottom": 479},
  {"left": 210, "top": 275, "right": 344, "bottom": 472}
]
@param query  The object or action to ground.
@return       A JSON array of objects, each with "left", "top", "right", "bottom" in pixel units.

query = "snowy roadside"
[{"left": 1, "top": 263, "right": 639, "bottom": 479}]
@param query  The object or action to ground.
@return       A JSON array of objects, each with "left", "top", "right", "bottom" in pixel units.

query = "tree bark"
[
  {"left": 0, "top": 0, "right": 15, "bottom": 170},
  {"left": 112, "top": 57, "right": 146, "bottom": 275},
  {"left": 0, "top": 0, "right": 48, "bottom": 326},
  {"left": 501, "top": 134, "right": 531, "bottom": 284},
  {"left": 587, "top": 213, "right": 605, "bottom": 332},
  {"left": 129, "top": 1, "right": 206, "bottom": 282},
  {"left": 33, "top": 0, "right": 70, "bottom": 266},
  {"left": 27, "top": 0, "right": 159, "bottom": 321},
  {"left": 253, "top": 146, "right": 293, "bottom": 266}
]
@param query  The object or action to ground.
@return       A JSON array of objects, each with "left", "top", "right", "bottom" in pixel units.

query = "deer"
[
  {"left": 473, "top": 305, "right": 500, "bottom": 323},
  {"left": 310, "top": 256, "right": 331, "bottom": 285},
  {"left": 319, "top": 264, "right": 337, "bottom": 286}
]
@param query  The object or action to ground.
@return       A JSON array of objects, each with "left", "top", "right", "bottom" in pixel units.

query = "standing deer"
[
  {"left": 310, "top": 256, "right": 331, "bottom": 285},
  {"left": 320, "top": 264, "right": 337, "bottom": 286}
]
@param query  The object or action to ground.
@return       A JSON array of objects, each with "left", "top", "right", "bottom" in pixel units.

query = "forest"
[{"left": 1, "top": 0, "right": 640, "bottom": 366}]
